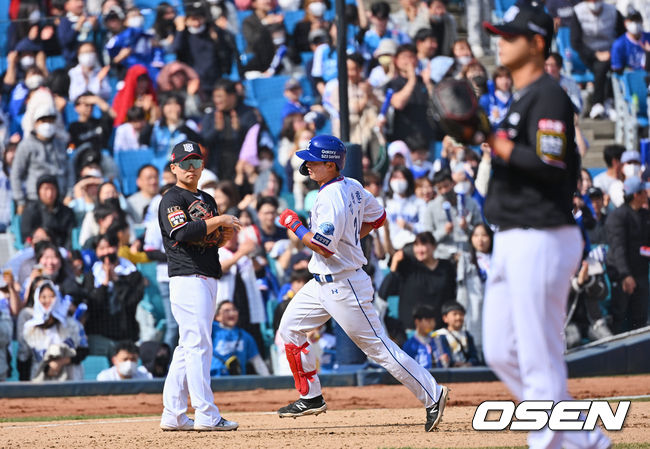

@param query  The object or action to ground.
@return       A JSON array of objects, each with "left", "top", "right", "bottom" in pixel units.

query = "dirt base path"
[{"left": 0, "top": 375, "right": 648, "bottom": 448}]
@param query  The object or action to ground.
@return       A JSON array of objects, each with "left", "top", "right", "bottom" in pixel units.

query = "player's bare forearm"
[
  {"left": 360, "top": 222, "right": 376, "bottom": 239},
  {"left": 300, "top": 232, "right": 334, "bottom": 258}
]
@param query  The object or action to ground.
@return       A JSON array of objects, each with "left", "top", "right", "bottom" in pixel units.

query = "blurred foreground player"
[{"left": 482, "top": 3, "right": 610, "bottom": 448}]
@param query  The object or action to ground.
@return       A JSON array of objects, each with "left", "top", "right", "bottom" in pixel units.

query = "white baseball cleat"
[
  {"left": 194, "top": 417, "right": 239, "bottom": 431},
  {"left": 160, "top": 418, "right": 195, "bottom": 431}
]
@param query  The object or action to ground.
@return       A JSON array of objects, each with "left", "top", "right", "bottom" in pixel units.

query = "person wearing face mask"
[
  {"left": 105, "top": 7, "right": 165, "bottom": 81},
  {"left": 242, "top": 0, "right": 287, "bottom": 73},
  {"left": 608, "top": 150, "right": 642, "bottom": 208},
  {"left": 2, "top": 38, "right": 48, "bottom": 102},
  {"left": 68, "top": 42, "right": 112, "bottom": 102},
  {"left": 97, "top": 341, "right": 153, "bottom": 380},
  {"left": 420, "top": 169, "right": 483, "bottom": 261},
  {"left": 571, "top": 0, "right": 625, "bottom": 119},
  {"left": 427, "top": 0, "right": 458, "bottom": 57},
  {"left": 293, "top": 0, "right": 331, "bottom": 53},
  {"left": 11, "top": 105, "right": 73, "bottom": 216},
  {"left": 611, "top": 9, "right": 650, "bottom": 73},
  {"left": 172, "top": 2, "right": 237, "bottom": 98},
  {"left": 383, "top": 166, "right": 422, "bottom": 250},
  {"left": 368, "top": 38, "right": 397, "bottom": 89},
  {"left": 57, "top": 0, "right": 98, "bottom": 65},
  {"left": 451, "top": 38, "right": 474, "bottom": 75},
  {"left": 23, "top": 280, "right": 89, "bottom": 381}
]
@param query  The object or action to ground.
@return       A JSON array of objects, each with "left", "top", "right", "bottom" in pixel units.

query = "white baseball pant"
[
  {"left": 279, "top": 269, "right": 443, "bottom": 408},
  {"left": 161, "top": 275, "right": 221, "bottom": 428},
  {"left": 483, "top": 226, "right": 610, "bottom": 449}
]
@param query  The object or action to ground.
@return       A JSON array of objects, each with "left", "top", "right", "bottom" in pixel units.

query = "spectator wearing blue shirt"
[
  {"left": 402, "top": 305, "right": 452, "bottom": 369},
  {"left": 361, "top": 1, "right": 411, "bottom": 62},
  {"left": 281, "top": 78, "right": 309, "bottom": 121},
  {"left": 611, "top": 9, "right": 650, "bottom": 73},
  {"left": 210, "top": 301, "right": 270, "bottom": 376},
  {"left": 479, "top": 66, "right": 513, "bottom": 130},
  {"left": 105, "top": 8, "right": 164, "bottom": 81}
]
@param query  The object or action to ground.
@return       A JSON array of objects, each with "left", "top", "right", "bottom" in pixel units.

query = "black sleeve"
[
  {"left": 139, "top": 123, "right": 153, "bottom": 146},
  {"left": 159, "top": 192, "right": 208, "bottom": 242},
  {"left": 508, "top": 91, "right": 575, "bottom": 184}
]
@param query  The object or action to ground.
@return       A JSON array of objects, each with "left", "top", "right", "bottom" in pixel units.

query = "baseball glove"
[
  {"left": 428, "top": 78, "right": 491, "bottom": 146},
  {"left": 188, "top": 199, "right": 223, "bottom": 247}
]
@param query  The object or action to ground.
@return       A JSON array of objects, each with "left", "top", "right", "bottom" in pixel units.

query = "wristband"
[{"left": 294, "top": 224, "right": 309, "bottom": 240}]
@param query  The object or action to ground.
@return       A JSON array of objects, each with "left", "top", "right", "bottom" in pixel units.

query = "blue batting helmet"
[{"left": 296, "top": 135, "right": 346, "bottom": 176}]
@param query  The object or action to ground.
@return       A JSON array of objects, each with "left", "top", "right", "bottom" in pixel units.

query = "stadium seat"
[
  {"left": 0, "top": 0, "right": 9, "bottom": 58},
  {"left": 137, "top": 262, "right": 167, "bottom": 338},
  {"left": 10, "top": 214, "right": 23, "bottom": 251},
  {"left": 82, "top": 355, "right": 110, "bottom": 380},
  {"left": 249, "top": 75, "right": 290, "bottom": 139},
  {"left": 113, "top": 148, "right": 156, "bottom": 196},
  {"left": 71, "top": 227, "right": 82, "bottom": 251},
  {"left": 283, "top": 10, "right": 305, "bottom": 35},
  {"left": 298, "top": 73, "right": 314, "bottom": 106},
  {"left": 46, "top": 56, "right": 67, "bottom": 72},
  {"left": 555, "top": 27, "right": 594, "bottom": 84}
]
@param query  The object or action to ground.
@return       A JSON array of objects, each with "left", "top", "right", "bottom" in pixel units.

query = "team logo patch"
[
  {"left": 312, "top": 233, "right": 332, "bottom": 246},
  {"left": 183, "top": 143, "right": 194, "bottom": 152},
  {"left": 537, "top": 130, "right": 567, "bottom": 168},
  {"left": 319, "top": 222, "right": 335, "bottom": 235},
  {"left": 168, "top": 210, "right": 187, "bottom": 228}
]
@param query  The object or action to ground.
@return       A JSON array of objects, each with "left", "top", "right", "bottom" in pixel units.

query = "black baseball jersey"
[
  {"left": 484, "top": 73, "right": 579, "bottom": 230},
  {"left": 158, "top": 185, "right": 222, "bottom": 278}
]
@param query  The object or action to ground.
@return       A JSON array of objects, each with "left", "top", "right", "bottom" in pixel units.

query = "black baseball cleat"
[
  {"left": 425, "top": 385, "right": 450, "bottom": 432},
  {"left": 278, "top": 395, "right": 328, "bottom": 418}
]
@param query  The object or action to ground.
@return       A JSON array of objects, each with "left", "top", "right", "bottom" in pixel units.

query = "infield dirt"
[{"left": 1, "top": 375, "right": 649, "bottom": 448}]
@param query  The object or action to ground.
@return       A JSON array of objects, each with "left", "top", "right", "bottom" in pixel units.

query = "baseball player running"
[
  {"left": 482, "top": 3, "right": 610, "bottom": 449},
  {"left": 276, "top": 135, "right": 449, "bottom": 431},
  {"left": 159, "top": 141, "right": 241, "bottom": 431}
]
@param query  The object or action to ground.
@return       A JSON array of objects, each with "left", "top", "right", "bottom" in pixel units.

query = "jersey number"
[{"left": 353, "top": 215, "right": 361, "bottom": 246}]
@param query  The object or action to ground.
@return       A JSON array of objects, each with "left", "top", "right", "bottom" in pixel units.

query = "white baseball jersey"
[{"left": 307, "top": 176, "right": 385, "bottom": 275}]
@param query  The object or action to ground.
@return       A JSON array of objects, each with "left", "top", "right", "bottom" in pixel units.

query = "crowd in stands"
[{"left": 0, "top": 0, "right": 649, "bottom": 382}]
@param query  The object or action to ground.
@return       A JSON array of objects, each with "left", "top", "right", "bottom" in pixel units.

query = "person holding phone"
[{"left": 82, "top": 232, "right": 146, "bottom": 358}]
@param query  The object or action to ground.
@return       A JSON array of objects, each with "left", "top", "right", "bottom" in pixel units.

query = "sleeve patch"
[
  {"left": 536, "top": 129, "right": 567, "bottom": 169},
  {"left": 318, "top": 222, "right": 335, "bottom": 235},
  {"left": 538, "top": 119, "right": 566, "bottom": 133},
  {"left": 312, "top": 232, "right": 332, "bottom": 246},
  {"left": 168, "top": 210, "right": 187, "bottom": 228}
]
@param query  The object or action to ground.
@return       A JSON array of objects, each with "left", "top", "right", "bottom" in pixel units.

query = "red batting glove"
[{"left": 280, "top": 209, "right": 302, "bottom": 233}]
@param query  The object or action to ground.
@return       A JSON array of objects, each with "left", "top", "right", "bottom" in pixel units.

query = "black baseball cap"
[
  {"left": 586, "top": 187, "right": 603, "bottom": 199},
  {"left": 170, "top": 141, "right": 203, "bottom": 163},
  {"left": 483, "top": 1, "right": 553, "bottom": 49}
]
